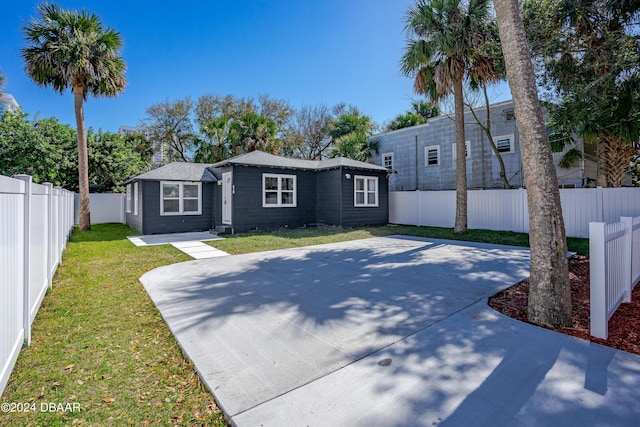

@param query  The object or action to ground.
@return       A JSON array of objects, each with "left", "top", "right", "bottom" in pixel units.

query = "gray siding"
[
  {"left": 340, "top": 168, "right": 389, "bottom": 227},
  {"left": 316, "top": 169, "right": 343, "bottom": 225},
  {"left": 229, "top": 166, "right": 317, "bottom": 232},
  {"left": 140, "top": 180, "right": 215, "bottom": 234}
]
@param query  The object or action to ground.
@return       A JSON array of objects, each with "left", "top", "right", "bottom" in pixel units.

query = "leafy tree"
[
  {"left": 494, "top": 0, "right": 571, "bottom": 328},
  {"left": 144, "top": 97, "right": 196, "bottom": 163},
  {"left": 87, "top": 130, "right": 152, "bottom": 192},
  {"left": 22, "top": 3, "right": 127, "bottom": 231},
  {"left": 401, "top": 0, "right": 500, "bottom": 233},
  {"left": 228, "top": 112, "right": 278, "bottom": 154},
  {"left": 329, "top": 106, "right": 378, "bottom": 161},
  {"left": 285, "top": 104, "right": 336, "bottom": 160},
  {"left": 523, "top": 0, "right": 640, "bottom": 187},
  {"left": 386, "top": 100, "right": 440, "bottom": 131}
]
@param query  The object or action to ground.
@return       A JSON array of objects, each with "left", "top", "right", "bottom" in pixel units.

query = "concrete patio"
[{"left": 140, "top": 235, "right": 640, "bottom": 426}]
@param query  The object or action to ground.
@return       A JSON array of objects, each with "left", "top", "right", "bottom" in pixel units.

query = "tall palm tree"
[
  {"left": 401, "top": 0, "right": 500, "bottom": 233},
  {"left": 493, "top": 0, "right": 571, "bottom": 328},
  {"left": 22, "top": 3, "right": 126, "bottom": 231}
]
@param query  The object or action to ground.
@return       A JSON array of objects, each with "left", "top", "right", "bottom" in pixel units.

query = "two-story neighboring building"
[
  {"left": 371, "top": 100, "right": 590, "bottom": 191},
  {"left": 0, "top": 93, "right": 20, "bottom": 114}
]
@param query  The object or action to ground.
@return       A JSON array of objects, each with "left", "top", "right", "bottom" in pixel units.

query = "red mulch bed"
[{"left": 488, "top": 255, "right": 640, "bottom": 355}]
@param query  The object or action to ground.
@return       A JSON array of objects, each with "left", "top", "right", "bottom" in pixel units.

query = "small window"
[
  {"left": 263, "top": 174, "right": 297, "bottom": 207},
  {"left": 354, "top": 175, "right": 378, "bottom": 207},
  {"left": 160, "top": 181, "right": 202, "bottom": 215},
  {"left": 133, "top": 182, "right": 138, "bottom": 215},
  {"left": 452, "top": 141, "right": 471, "bottom": 161},
  {"left": 504, "top": 109, "right": 515, "bottom": 121},
  {"left": 494, "top": 134, "right": 515, "bottom": 153},
  {"left": 425, "top": 145, "right": 440, "bottom": 166},
  {"left": 125, "top": 184, "right": 132, "bottom": 213},
  {"left": 382, "top": 152, "right": 394, "bottom": 170}
]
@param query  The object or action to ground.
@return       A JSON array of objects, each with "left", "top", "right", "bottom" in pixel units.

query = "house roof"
[
  {"left": 212, "top": 150, "right": 389, "bottom": 172},
  {"left": 128, "top": 162, "right": 217, "bottom": 183}
]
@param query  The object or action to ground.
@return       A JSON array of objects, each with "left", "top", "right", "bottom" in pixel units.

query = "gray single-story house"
[{"left": 124, "top": 151, "right": 389, "bottom": 234}]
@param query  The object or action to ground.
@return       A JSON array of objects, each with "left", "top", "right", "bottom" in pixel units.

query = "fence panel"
[
  {"left": 0, "top": 174, "right": 74, "bottom": 398},
  {"left": 389, "top": 187, "right": 640, "bottom": 238},
  {"left": 74, "top": 193, "right": 125, "bottom": 224},
  {"left": 0, "top": 176, "right": 26, "bottom": 397},
  {"left": 418, "top": 190, "right": 455, "bottom": 228}
]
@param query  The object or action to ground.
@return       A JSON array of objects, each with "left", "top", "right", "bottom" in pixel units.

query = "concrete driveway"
[{"left": 140, "top": 235, "right": 640, "bottom": 426}]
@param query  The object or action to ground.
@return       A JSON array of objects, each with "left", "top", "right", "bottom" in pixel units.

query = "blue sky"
[{"left": 1, "top": 1, "right": 511, "bottom": 133}]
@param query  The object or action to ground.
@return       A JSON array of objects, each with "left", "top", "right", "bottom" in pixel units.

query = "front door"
[{"left": 222, "top": 172, "right": 232, "bottom": 225}]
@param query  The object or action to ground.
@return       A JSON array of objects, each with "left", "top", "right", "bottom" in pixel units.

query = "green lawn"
[
  {"left": 1, "top": 223, "right": 588, "bottom": 426},
  {"left": 1, "top": 224, "right": 225, "bottom": 426},
  {"left": 208, "top": 224, "right": 589, "bottom": 256}
]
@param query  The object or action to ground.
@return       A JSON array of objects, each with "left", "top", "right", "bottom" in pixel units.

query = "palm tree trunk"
[
  {"left": 453, "top": 78, "right": 468, "bottom": 233},
  {"left": 74, "top": 83, "right": 91, "bottom": 231},
  {"left": 494, "top": 0, "right": 571, "bottom": 328}
]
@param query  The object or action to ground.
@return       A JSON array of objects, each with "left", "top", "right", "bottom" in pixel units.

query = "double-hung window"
[
  {"left": 354, "top": 176, "right": 378, "bottom": 207},
  {"left": 126, "top": 184, "right": 132, "bottom": 213},
  {"left": 425, "top": 145, "right": 440, "bottom": 166},
  {"left": 161, "top": 181, "right": 202, "bottom": 215},
  {"left": 263, "top": 174, "right": 297, "bottom": 207}
]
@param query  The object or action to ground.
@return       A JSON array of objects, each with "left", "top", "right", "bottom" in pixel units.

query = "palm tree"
[
  {"left": 401, "top": 0, "right": 500, "bottom": 233},
  {"left": 22, "top": 3, "right": 126, "bottom": 231},
  {"left": 493, "top": 0, "right": 571, "bottom": 328}
]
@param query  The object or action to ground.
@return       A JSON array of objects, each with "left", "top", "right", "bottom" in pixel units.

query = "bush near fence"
[
  {"left": 389, "top": 187, "right": 640, "bottom": 238},
  {"left": 0, "top": 174, "right": 74, "bottom": 397}
]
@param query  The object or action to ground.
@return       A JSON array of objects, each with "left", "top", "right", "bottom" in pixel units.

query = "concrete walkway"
[
  {"left": 127, "top": 231, "right": 229, "bottom": 259},
  {"left": 140, "top": 236, "right": 640, "bottom": 426}
]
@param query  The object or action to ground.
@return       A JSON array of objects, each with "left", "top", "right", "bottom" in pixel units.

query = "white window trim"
[
  {"left": 493, "top": 133, "right": 515, "bottom": 154},
  {"left": 160, "top": 181, "right": 202, "bottom": 216},
  {"left": 133, "top": 182, "right": 138, "bottom": 216},
  {"left": 382, "top": 152, "right": 394, "bottom": 170},
  {"left": 262, "top": 173, "right": 297, "bottom": 208},
  {"left": 452, "top": 140, "right": 471, "bottom": 162},
  {"left": 125, "top": 184, "right": 132, "bottom": 213},
  {"left": 354, "top": 175, "right": 379, "bottom": 207},
  {"left": 425, "top": 145, "right": 440, "bottom": 167}
]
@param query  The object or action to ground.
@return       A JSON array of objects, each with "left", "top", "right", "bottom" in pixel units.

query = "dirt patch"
[{"left": 489, "top": 255, "right": 640, "bottom": 355}]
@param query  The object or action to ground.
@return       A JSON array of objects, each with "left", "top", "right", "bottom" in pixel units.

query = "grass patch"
[
  {"left": 1, "top": 224, "right": 225, "bottom": 426},
  {"left": 3, "top": 223, "right": 587, "bottom": 425},
  {"left": 209, "top": 224, "right": 589, "bottom": 256}
]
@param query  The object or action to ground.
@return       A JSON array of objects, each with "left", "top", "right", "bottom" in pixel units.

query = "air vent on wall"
[{"left": 504, "top": 109, "right": 515, "bottom": 121}]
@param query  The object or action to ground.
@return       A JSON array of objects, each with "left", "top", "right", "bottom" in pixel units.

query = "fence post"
[
  {"left": 596, "top": 186, "right": 604, "bottom": 222},
  {"left": 621, "top": 217, "right": 633, "bottom": 303},
  {"left": 589, "top": 221, "right": 608, "bottom": 339},
  {"left": 15, "top": 175, "right": 32, "bottom": 346},
  {"left": 43, "top": 183, "right": 53, "bottom": 289},
  {"left": 518, "top": 187, "right": 526, "bottom": 233}
]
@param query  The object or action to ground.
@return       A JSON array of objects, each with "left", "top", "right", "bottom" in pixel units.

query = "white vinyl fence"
[
  {"left": 74, "top": 193, "right": 125, "bottom": 224},
  {"left": 0, "top": 174, "right": 74, "bottom": 397},
  {"left": 389, "top": 187, "right": 640, "bottom": 238},
  {"left": 589, "top": 216, "right": 640, "bottom": 339}
]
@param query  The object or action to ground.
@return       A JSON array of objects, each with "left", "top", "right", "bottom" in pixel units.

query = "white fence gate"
[
  {"left": 0, "top": 174, "right": 74, "bottom": 397},
  {"left": 589, "top": 216, "right": 640, "bottom": 339},
  {"left": 74, "top": 193, "right": 125, "bottom": 224},
  {"left": 389, "top": 187, "right": 640, "bottom": 238}
]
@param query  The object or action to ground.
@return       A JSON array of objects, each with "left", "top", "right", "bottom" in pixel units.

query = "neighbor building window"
[
  {"left": 125, "top": 184, "right": 132, "bottom": 213},
  {"left": 425, "top": 145, "right": 440, "bottom": 166},
  {"left": 452, "top": 141, "right": 471, "bottom": 162},
  {"left": 382, "top": 152, "right": 394, "bottom": 170},
  {"left": 263, "top": 174, "right": 297, "bottom": 207},
  {"left": 494, "top": 134, "right": 515, "bottom": 153},
  {"left": 354, "top": 175, "right": 378, "bottom": 207},
  {"left": 160, "top": 181, "right": 202, "bottom": 215}
]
